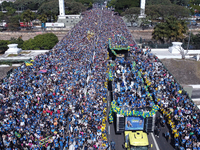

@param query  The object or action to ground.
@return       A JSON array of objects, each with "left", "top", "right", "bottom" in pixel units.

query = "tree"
[
  {"left": 88, "top": 2, "right": 93, "bottom": 9},
  {"left": 37, "top": 0, "right": 59, "bottom": 22},
  {"left": 7, "top": 15, "right": 21, "bottom": 31},
  {"left": 22, "top": 38, "right": 36, "bottom": 50},
  {"left": 106, "top": 0, "right": 140, "bottom": 14},
  {"left": 0, "top": 40, "right": 9, "bottom": 54},
  {"left": 65, "top": 1, "right": 86, "bottom": 14},
  {"left": 152, "top": 16, "right": 188, "bottom": 43},
  {"left": 0, "top": 12, "right": 4, "bottom": 21},
  {"left": 21, "top": 9, "right": 36, "bottom": 23},
  {"left": 33, "top": 33, "right": 58, "bottom": 49},
  {"left": 184, "top": 33, "right": 200, "bottom": 49},
  {"left": 107, "top": 0, "right": 117, "bottom": 8},
  {"left": 38, "top": 14, "right": 47, "bottom": 23},
  {"left": 170, "top": 0, "right": 190, "bottom": 6},
  {"left": 115, "top": 0, "right": 140, "bottom": 14},
  {"left": 145, "top": 5, "right": 160, "bottom": 21},
  {"left": 14, "top": 0, "right": 50, "bottom": 10},
  {"left": 76, "top": 0, "right": 94, "bottom": 6},
  {"left": 152, "top": 23, "right": 168, "bottom": 44},
  {"left": 146, "top": 4, "right": 190, "bottom": 21},
  {"left": 147, "top": 0, "right": 172, "bottom": 5},
  {"left": 165, "top": 16, "right": 188, "bottom": 42},
  {"left": 22, "top": 33, "right": 58, "bottom": 50},
  {"left": 5, "top": 7, "right": 16, "bottom": 16},
  {"left": 1, "top": 1, "right": 14, "bottom": 10},
  {"left": 121, "top": 7, "right": 140, "bottom": 26}
]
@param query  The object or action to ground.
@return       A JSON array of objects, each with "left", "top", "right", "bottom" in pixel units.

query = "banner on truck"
[{"left": 125, "top": 117, "right": 144, "bottom": 130}]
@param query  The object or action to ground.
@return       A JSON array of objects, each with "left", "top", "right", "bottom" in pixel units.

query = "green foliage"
[
  {"left": 152, "top": 16, "right": 188, "bottom": 43},
  {"left": 14, "top": 0, "right": 51, "bottom": 10},
  {"left": 21, "top": 9, "right": 36, "bottom": 22},
  {"left": 147, "top": 0, "right": 172, "bottom": 5},
  {"left": 76, "top": 0, "right": 94, "bottom": 6},
  {"left": 145, "top": 5, "right": 160, "bottom": 20},
  {"left": 185, "top": 33, "right": 200, "bottom": 49},
  {"left": 1, "top": 1, "right": 14, "bottom": 10},
  {"left": 170, "top": 0, "right": 190, "bottom": 6},
  {"left": 0, "top": 12, "right": 4, "bottom": 21},
  {"left": 115, "top": 0, "right": 140, "bottom": 14},
  {"left": 0, "top": 40, "right": 9, "bottom": 54},
  {"left": 65, "top": 1, "right": 86, "bottom": 14},
  {"left": 22, "top": 38, "right": 36, "bottom": 50},
  {"left": 7, "top": 15, "right": 20, "bottom": 31},
  {"left": 107, "top": 0, "right": 117, "bottom": 8},
  {"left": 22, "top": 33, "right": 58, "bottom": 50},
  {"left": 37, "top": 0, "right": 59, "bottom": 21},
  {"left": 33, "top": 33, "right": 58, "bottom": 49},
  {"left": 13, "top": 0, "right": 90, "bottom": 12},
  {"left": 152, "top": 23, "right": 167, "bottom": 44},
  {"left": 5, "top": 7, "right": 16, "bottom": 16},
  {"left": 146, "top": 4, "right": 190, "bottom": 21},
  {"left": 121, "top": 7, "right": 140, "bottom": 25},
  {"left": 107, "top": 0, "right": 140, "bottom": 14},
  {"left": 38, "top": 14, "right": 47, "bottom": 23},
  {"left": 88, "top": 2, "right": 93, "bottom": 9}
]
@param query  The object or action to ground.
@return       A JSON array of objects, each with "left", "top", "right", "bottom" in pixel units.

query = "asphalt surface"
[
  {"left": 108, "top": 116, "right": 174, "bottom": 150},
  {"left": 191, "top": 88, "right": 200, "bottom": 99}
]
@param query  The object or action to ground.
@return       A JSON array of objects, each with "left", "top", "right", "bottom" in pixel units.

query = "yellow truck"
[{"left": 124, "top": 131, "right": 152, "bottom": 150}]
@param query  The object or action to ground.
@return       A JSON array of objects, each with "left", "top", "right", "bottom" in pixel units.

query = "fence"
[{"left": 135, "top": 39, "right": 199, "bottom": 50}]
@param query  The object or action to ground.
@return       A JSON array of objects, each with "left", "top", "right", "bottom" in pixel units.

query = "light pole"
[{"left": 187, "top": 24, "right": 192, "bottom": 52}]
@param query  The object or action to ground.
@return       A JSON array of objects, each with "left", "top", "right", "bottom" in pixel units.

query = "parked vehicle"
[
  {"left": 19, "top": 22, "right": 33, "bottom": 30},
  {"left": 0, "top": 20, "right": 8, "bottom": 31}
]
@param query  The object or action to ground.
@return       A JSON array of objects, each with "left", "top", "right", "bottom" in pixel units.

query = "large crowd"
[
  {"left": 113, "top": 57, "right": 154, "bottom": 110},
  {"left": 133, "top": 50, "right": 200, "bottom": 150},
  {"left": 0, "top": 7, "right": 135, "bottom": 150},
  {"left": 0, "top": 5, "right": 199, "bottom": 150},
  {"left": 110, "top": 45, "right": 200, "bottom": 149}
]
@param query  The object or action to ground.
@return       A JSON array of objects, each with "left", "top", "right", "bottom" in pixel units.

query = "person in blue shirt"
[
  {"left": 110, "top": 140, "right": 115, "bottom": 150},
  {"left": 54, "top": 141, "right": 59, "bottom": 150},
  {"left": 59, "top": 140, "right": 63, "bottom": 150}
]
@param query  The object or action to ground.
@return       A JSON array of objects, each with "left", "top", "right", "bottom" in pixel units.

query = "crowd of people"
[
  {"left": 0, "top": 7, "right": 135, "bottom": 150},
  {"left": 0, "top": 5, "right": 199, "bottom": 150},
  {"left": 129, "top": 49, "right": 200, "bottom": 149},
  {"left": 108, "top": 30, "right": 200, "bottom": 149},
  {"left": 112, "top": 57, "right": 155, "bottom": 110}
]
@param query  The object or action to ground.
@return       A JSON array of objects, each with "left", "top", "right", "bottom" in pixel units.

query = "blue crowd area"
[
  {"left": 0, "top": 6, "right": 199, "bottom": 150},
  {"left": 113, "top": 57, "right": 154, "bottom": 110},
  {"left": 0, "top": 7, "right": 135, "bottom": 150},
  {"left": 110, "top": 47, "right": 200, "bottom": 149}
]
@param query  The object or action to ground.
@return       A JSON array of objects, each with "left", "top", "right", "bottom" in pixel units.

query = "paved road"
[
  {"left": 191, "top": 88, "right": 200, "bottom": 99},
  {"left": 108, "top": 118, "right": 174, "bottom": 150}
]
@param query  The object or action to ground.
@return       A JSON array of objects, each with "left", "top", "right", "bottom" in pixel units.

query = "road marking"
[
  {"left": 108, "top": 125, "right": 110, "bottom": 135},
  {"left": 108, "top": 101, "right": 110, "bottom": 107},
  {"left": 150, "top": 133, "right": 159, "bottom": 150}
]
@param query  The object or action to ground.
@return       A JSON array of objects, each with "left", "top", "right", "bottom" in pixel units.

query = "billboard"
[{"left": 125, "top": 117, "right": 144, "bottom": 130}]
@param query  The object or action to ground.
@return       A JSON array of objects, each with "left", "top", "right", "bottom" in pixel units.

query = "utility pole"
[{"left": 187, "top": 26, "right": 191, "bottom": 52}]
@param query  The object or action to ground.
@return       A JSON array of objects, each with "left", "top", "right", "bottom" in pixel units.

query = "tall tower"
[
  {"left": 58, "top": 0, "right": 65, "bottom": 19},
  {"left": 140, "top": 0, "right": 146, "bottom": 17}
]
